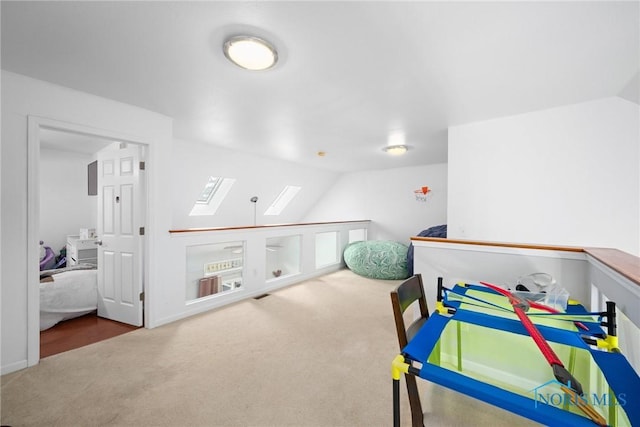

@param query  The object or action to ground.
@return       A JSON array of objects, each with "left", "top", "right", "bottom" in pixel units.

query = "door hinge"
[
  {"left": 139, "top": 226, "right": 145, "bottom": 235},
  {"left": 139, "top": 291, "right": 145, "bottom": 301},
  {"left": 139, "top": 161, "right": 145, "bottom": 170}
]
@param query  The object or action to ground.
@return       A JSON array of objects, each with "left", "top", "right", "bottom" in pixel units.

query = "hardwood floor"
[{"left": 40, "top": 312, "right": 140, "bottom": 358}]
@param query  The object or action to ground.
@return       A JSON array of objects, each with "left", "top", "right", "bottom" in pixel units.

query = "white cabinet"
[{"left": 67, "top": 235, "right": 98, "bottom": 266}]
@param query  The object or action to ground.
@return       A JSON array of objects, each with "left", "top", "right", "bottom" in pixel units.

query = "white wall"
[
  {"left": 171, "top": 139, "right": 341, "bottom": 229},
  {"left": 1, "top": 71, "right": 173, "bottom": 374},
  {"left": 303, "top": 163, "right": 448, "bottom": 245},
  {"left": 448, "top": 97, "right": 640, "bottom": 255},
  {"left": 413, "top": 241, "right": 589, "bottom": 310},
  {"left": 162, "top": 221, "right": 369, "bottom": 326},
  {"left": 39, "top": 148, "right": 96, "bottom": 254}
]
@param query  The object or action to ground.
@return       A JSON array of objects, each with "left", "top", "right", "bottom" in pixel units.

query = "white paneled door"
[{"left": 97, "top": 143, "right": 144, "bottom": 326}]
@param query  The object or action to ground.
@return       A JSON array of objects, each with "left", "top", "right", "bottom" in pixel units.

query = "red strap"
[
  {"left": 512, "top": 304, "right": 564, "bottom": 366},
  {"left": 479, "top": 281, "right": 511, "bottom": 298},
  {"left": 479, "top": 281, "right": 588, "bottom": 331},
  {"left": 479, "top": 281, "right": 564, "bottom": 366}
]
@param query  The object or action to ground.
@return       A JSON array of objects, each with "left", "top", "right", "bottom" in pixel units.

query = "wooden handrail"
[
  {"left": 584, "top": 247, "right": 640, "bottom": 286},
  {"left": 410, "top": 236, "right": 584, "bottom": 252},
  {"left": 411, "top": 236, "right": 640, "bottom": 287},
  {"left": 169, "top": 219, "right": 371, "bottom": 234}
]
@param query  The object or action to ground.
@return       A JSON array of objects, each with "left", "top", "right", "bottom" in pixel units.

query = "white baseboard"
[
  {"left": 1, "top": 359, "right": 28, "bottom": 375},
  {"left": 151, "top": 266, "right": 345, "bottom": 329}
]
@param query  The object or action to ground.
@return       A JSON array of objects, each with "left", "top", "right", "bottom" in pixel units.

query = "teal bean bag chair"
[{"left": 343, "top": 240, "right": 409, "bottom": 280}]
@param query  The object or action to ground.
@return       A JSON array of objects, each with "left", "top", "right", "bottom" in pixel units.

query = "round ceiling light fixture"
[
  {"left": 382, "top": 144, "right": 409, "bottom": 155},
  {"left": 223, "top": 35, "right": 278, "bottom": 71}
]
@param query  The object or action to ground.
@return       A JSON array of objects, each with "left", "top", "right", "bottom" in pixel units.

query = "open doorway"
[{"left": 28, "top": 118, "right": 147, "bottom": 363}]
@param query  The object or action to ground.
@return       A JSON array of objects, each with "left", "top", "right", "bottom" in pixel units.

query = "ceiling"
[{"left": 2, "top": 1, "right": 638, "bottom": 172}]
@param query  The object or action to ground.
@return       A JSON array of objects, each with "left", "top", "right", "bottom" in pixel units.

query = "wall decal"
[{"left": 414, "top": 186, "right": 431, "bottom": 202}]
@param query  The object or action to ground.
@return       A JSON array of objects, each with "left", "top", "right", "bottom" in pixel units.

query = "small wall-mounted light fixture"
[
  {"left": 223, "top": 35, "right": 278, "bottom": 71},
  {"left": 250, "top": 196, "right": 259, "bottom": 226}
]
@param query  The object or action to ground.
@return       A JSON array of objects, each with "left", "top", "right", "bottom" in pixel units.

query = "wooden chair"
[{"left": 390, "top": 274, "right": 429, "bottom": 427}]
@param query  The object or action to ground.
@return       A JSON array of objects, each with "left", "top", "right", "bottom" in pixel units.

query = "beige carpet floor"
[{"left": 1, "top": 269, "right": 537, "bottom": 427}]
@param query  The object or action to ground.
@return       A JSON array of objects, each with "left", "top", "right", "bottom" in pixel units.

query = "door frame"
[{"left": 27, "top": 116, "right": 149, "bottom": 367}]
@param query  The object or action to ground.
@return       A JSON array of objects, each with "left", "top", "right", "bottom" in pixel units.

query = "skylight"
[
  {"left": 189, "top": 176, "right": 236, "bottom": 216},
  {"left": 196, "top": 176, "right": 222, "bottom": 204},
  {"left": 264, "top": 185, "right": 301, "bottom": 216}
]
